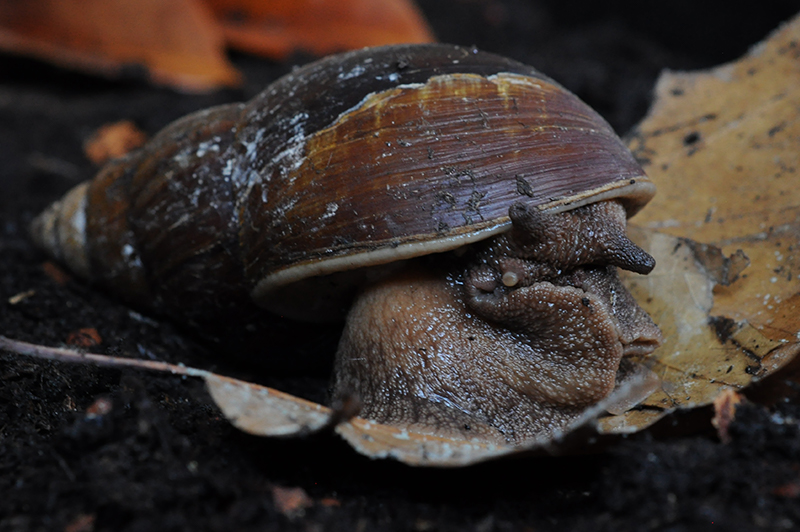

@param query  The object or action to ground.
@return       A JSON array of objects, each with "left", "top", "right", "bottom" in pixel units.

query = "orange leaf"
[
  {"left": 0, "top": 0, "right": 241, "bottom": 92},
  {"left": 83, "top": 120, "right": 148, "bottom": 165},
  {"left": 66, "top": 328, "right": 103, "bottom": 348},
  {"left": 42, "top": 261, "right": 71, "bottom": 286},
  {"left": 271, "top": 486, "right": 312, "bottom": 519},
  {"left": 64, "top": 514, "right": 96, "bottom": 532},
  {"left": 85, "top": 397, "right": 113, "bottom": 418},
  {"left": 774, "top": 480, "right": 800, "bottom": 498},
  {"left": 204, "top": 0, "right": 435, "bottom": 59},
  {"left": 711, "top": 389, "right": 744, "bottom": 444}
]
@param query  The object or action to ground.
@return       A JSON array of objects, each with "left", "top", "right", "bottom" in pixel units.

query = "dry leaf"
[
  {"left": 628, "top": 16, "right": 800, "bottom": 351},
  {"left": 205, "top": 0, "right": 435, "bottom": 59},
  {"left": 271, "top": 486, "right": 312, "bottom": 519},
  {"left": 64, "top": 514, "right": 96, "bottom": 532},
  {"left": 85, "top": 397, "right": 113, "bottom": 418},
  {"left": 607, "top": 13, "right": 800, "bottom": 432},
  {"left": 84, "top": 121, "right": 148, "bottom": 165},
  {"left": 66, "top": 328, "right": 102, "bottom": 348},
  {"left": 0, "top": 0, "right": 241, "bottom": 92},
  {"left": 42, "top": 261, "right": 71, "bottom": 285},
  {"left": 319, "top": 497, "right": 341, "bottom": 507},
  {"left": 600, "top": 230, "right": 751, "bottom": 434},
  {"left": 335, "top": 417, "right": 513, "bottom": 466},
  {"left": 712, "top": 389, "right": 744, "bottom": 444},
  {"left": 0, "top": 0, "right": 434, "bottom": 90},
  {"left": 773, "top": 481, "right": 800, "bottom": 499},
  {"left": 203, "top": 373, "right": 332, "bottom": 437}
]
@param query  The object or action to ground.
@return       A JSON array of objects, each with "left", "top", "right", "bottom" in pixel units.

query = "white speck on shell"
[
  {"left": 272, "top": 112, "right": 310, "bottom": 177},
  {"left": 222, "top": 158, "right": 235, "bottom": 178},
  {"left": 338, "top": 63, "right": 366, "bottom": 80},
  {"left": 172, "top": 147, "right": 193, "bottom": 169},
  {"left": 321, "top": 202, "right": 339, "bottom": 220},
  {"left": 195, "top": 140, "right": 220, "bottom": 158}
]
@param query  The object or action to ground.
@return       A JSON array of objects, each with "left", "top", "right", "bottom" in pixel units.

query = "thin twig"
[{"left": 0, "top": 335, "right": 210, "bottom": 378}]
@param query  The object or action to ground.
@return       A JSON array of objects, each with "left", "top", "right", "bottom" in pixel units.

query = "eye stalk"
[{"left": 507, "top": 201, "right": 656, "bottom": 275}]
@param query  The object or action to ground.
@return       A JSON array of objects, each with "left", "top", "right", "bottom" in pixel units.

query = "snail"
[{"left": 31, "top": 44, "right": 662, "bottom": 445}]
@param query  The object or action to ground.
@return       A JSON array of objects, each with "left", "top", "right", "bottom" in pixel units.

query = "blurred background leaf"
[
  {"left": 206, "top": 0, "right": 435, "bottom": 60},
  {"left": 0, "top": 0, "right": 434, "bottom": 92}
]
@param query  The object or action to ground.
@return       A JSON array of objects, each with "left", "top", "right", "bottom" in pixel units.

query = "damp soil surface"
[{"left": 3, "top": 1, "right": 800, "bottom": 531}]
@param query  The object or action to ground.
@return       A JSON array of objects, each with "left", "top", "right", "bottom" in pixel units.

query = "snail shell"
[{"left": 32, "top": 44, "right": 662, "bottom": 444}]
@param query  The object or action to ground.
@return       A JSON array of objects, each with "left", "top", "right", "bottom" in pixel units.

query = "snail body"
[{"left": 32, "top": 44, "right": 662, "bottom": 444}]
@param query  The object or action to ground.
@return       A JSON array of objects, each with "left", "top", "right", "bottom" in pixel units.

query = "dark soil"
[{"left": 3, "top": 1, "right": 800, "bottom": 531}]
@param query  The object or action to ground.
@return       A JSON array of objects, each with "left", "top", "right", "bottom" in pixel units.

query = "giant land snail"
[{"left": 31, "top": 44, "right": 663, "bottom": 445}]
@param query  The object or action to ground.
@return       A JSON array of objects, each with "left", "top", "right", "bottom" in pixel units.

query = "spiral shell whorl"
[{"left": 30, "top": 181, "right": 91, "bottom": 279}]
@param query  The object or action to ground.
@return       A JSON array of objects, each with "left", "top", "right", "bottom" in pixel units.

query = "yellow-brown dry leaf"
[
  {"left": 0, "top": 0, "right": 241, "bottom": 92},
  {"left": 601, "top": 230, "right": 758, "bottom": 434},
  {"left": 607, "top": 13, "right": 800, "bottom": 433}
]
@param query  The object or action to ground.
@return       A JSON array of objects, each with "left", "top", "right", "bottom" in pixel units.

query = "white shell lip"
[
  {"left": 29, "top": 182, "right": 91, "bottom": 279},
  {"left": 251, "top": 178, "right": 656, "bottom": 300}
]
